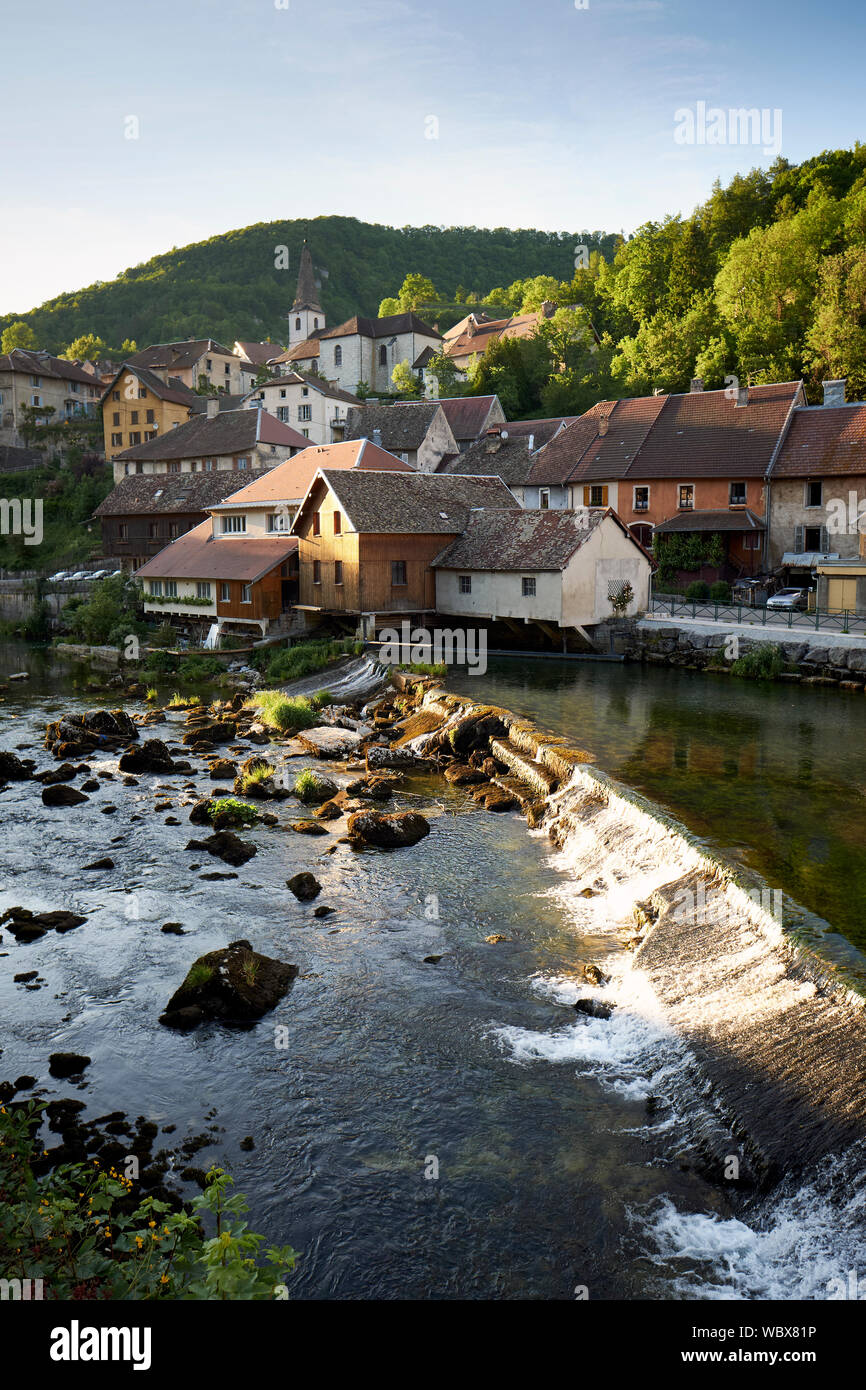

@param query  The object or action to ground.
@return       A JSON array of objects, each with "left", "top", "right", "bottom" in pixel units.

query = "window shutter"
[
  {"left": 583, "top": 486, "right": 590, "bottom": 506},
  {"left": 820, "top": 525, "right": 830, "bottom": 552},
  {"left": 794, "top": 525, "right": 805, "bottom": 552},
  {"left": 601, "top": 486, "right": 609, "bottom": 506}
]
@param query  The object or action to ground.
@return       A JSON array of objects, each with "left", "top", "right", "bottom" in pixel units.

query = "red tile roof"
[
  {"left": 208, "top": 439, "right": 414, "bottom": 507},
  {"left": 136, "top": 520, "right": 296, "bottom": 581},
  {"left": 772, "top": 403, "right": 866, "bottom": 478}
]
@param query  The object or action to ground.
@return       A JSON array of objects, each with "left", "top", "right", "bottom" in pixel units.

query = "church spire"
[{"left": 293, "top": 240, "right": 322, "bottom": 312}]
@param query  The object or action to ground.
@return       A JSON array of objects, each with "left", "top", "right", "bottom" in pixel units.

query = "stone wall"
[{"left": 619, "top": 619, "right": 866, "bottom": 688}]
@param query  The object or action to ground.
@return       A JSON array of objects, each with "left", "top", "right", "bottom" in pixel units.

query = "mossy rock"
[{"left": 159, "top": 939, "right": 298, "bottom": 1029}]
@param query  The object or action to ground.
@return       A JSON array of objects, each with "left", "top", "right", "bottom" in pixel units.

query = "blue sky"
[{"left": 2, "top": 0, "right": 864, "bottom": 315}]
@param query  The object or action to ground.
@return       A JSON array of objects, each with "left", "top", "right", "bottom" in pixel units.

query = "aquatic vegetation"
[
  {"left": 730, "top": 644, "right": 784, "bottom": 681},
  {"left": 205, "top": 797, "right": 260, "bottom": 828},
  {"left": 0, "top": 1101, "right": 297, "bottom": 1300},
  {"left": 167, "top": 692, "right": 201, "bottom": 708},
  {"left": 246, "top": 690, "right": 319, "bottom": 733},
  {"left": 259, "top": 637, "right": 361, "bottom": 685}
]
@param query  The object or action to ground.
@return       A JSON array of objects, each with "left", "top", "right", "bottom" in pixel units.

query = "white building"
[
  {"left": 242, "top": 372, "right": 361, "bottom": 445},
  {"left": 432, "top": 507, "right": 650, "bottom": 639}
]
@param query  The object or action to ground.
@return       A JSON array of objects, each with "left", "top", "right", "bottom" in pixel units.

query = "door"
[{"left": 827, "top": 577, "right": 857, "bottom": 613}]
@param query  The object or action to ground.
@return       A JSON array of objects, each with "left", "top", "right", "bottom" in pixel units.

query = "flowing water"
[{"left": 1, "top": 645, "right": 865, "bottom": 1300}]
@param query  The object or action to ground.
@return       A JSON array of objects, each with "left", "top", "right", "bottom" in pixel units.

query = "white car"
[
  {"left": 85, "top": 569, "right": 110, "bottom": 581},
  {"left": 68, "top": 571, "right": 90, "bottom": 582},
  {"left": 49, "top": 569, "right": 72, "bottom": 581},
  {"left": 766, "top": 587, "right": 810, "bottom": 612}
]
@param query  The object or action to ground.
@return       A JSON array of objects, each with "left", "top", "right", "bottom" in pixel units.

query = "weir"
[{"left": 401, "top": 676, "right": 866, "bottom": 1188}]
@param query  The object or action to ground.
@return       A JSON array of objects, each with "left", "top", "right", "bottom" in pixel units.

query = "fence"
[{"left": 649, "top": 593, "right": 866, "bottom": 635}]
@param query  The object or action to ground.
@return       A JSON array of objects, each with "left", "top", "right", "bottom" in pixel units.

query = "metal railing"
[{"left": 649, "top": 593, "right": 866, "bottom": 634}]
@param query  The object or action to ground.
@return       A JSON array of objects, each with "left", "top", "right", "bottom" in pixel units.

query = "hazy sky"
[{"left": 2, "top": 0, "right": 863, "bottom": 314}]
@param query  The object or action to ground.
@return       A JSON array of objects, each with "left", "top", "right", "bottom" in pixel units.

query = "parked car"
[
  {"left": 766, "top": 587, "right": 810, "bottom": 612},
  {"left": 67, "top": 571, "right": 90, "bottom": 582},
  {"left": 84, "top": 569, "right": 110, "bottom": 581},
  {"left": 48, "top": 569, "right": 72, "bottom": 581}
]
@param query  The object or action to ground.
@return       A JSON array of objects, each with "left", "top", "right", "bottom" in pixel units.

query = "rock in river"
[
  {"left": 159, "top": 939, "right": 298, "bottom": 1029},
  {"left": 118, "top": 739, "right": 177, "bottom": 774},
  {"left": 42, "top": 784, "right": 89, "bottom": 807},
  {"left": 347, "top": 810, "right": 430, "bottom": 849},
  {"left": 287, "top": 872, "right": 321, "bottom": 901},
  {"left": 48, "top": 1052, "right": 91, "bottom": 1078},
  {"left": 185, "top": 831, "right": 257, "bottom": 866}
]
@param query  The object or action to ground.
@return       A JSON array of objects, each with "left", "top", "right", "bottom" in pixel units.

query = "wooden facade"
[
  {"left": 101, "top": 512, "right": 204, "bottom": 569},
  {"left": 295, "top": 481, "right": 446, "bottom": 613}
]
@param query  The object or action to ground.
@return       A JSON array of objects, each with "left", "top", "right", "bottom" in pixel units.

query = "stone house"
[
  {"left": 128, "top": 339, "right": 249, "bottom": 396},
  {"left": 242, "top": 372, "right": 361, "bottom": 445},
  {"left": 110, "top": 407, "right": 308, "bottom": 483},
  {"left": 344, "top": 401, "right": 458, "bottom": 471},
  {"left": 101, "top": 364, "right": 200, "bottom": 463},
  {"left": 0, "top": 349, "right": 102, "bottom": 448}
]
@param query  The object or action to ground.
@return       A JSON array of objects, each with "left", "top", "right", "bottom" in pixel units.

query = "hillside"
[{"left": 0, "top": 217, "right": 618, "bottom": 355}]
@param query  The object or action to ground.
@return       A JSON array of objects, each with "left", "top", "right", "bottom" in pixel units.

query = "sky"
[{"left": 1, "top": 0, "right": 864, "bottom": 315}]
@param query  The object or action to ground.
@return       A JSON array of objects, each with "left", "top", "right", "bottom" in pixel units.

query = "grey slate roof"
[
  {"left": 101, "top": 363, "right": 199, "bottom": 408},
  {"left": 314, "top": 469, "right": 518, "bottom": 534},
  {"left": 320, "top": 311, "right": 440, "bottom": 342},
  {"left": 129, "top": 339, "right": 237, "bottom": 372},
  {"left": 437, "top": 434, "right": 534, "bottom": 486},
  {"left": 113, "top": 408, "right": 307, "bottom": 461},
  {"left": 432, "top": 507, "right": 607, "bottom": 571},
  {"left": 654, "top": 508, "right": 766, "bottom": 533},
  {"left": 345, "top": 402, "right": 441, "bottom": 450},
  {"left": 95, "top": 470, "right": 272, "bottom": 517}
]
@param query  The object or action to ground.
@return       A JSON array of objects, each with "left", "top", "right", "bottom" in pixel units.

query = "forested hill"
[{"left": 0, "top": 219, "right": 618, "bottom": 354}]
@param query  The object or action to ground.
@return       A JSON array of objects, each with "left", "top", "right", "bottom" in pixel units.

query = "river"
[{"left": 1, "top": 644, "right": 864, "bottom": 1300}]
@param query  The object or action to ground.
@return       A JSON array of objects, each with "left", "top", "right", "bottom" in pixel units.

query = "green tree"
[
  {"left": 397, "top": 273, "right": 436, "bottom": 311},
  {"left": 425, "top": 348, "right": 461, "bottom": 397},
  {"left": 61, "top": 333, "right": 107, "bottom": 361},
  {"left": 391, "top": 359, "right": 421, "bottom": 396},
  {"left": 1, "top": 321, "right": 37, "bottom": 352},
  {"left": 378, "top": 296, "right": 401, "bottom": 317}
]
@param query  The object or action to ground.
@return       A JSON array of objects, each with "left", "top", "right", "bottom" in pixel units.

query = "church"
[{"left": 268, "top": 242, "right": 441, "bottom": 397}]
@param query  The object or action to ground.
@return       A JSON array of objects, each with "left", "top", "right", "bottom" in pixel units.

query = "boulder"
[
  {"left": 181, "top": 721, "right": 236, "bottom": 746},
  {"left": 0, "top": 906, "right": 87, "bottom": 941},
  {"left": 48, "top": 1052, "right": 91, "bottom": 1078},
  {"left": 315, "top": 799, "right": 343, "bottom": 820},
  {"left": 82, "top": 857, "right": 114, "bottom": 871},
  {"left": 185, "top": 831, "right": 257, "bottom": 867},
  {"left": 294, "top": 771, "right": 339, "bottom": 805},
  {"left": 573, "top": 998, "right": 613, "bottom": 1020},
  {"left": 0, "top": 750, "right": 36, "bottom": 781},
  {"left": 290, "top": 819, "right": 329, "bottom": 835},
  {"left": 444, "top": 708, "right": 507, "bottom": 757},
  {"left": 118, "top": 739, "right": 176, "bottom": 774},
  {"left": 287, "top": 872, "right": 321, "bottom": 901},
  {"left": 347, "top": 810, "right": 431, "bottom": 849},
  {"left": 34, "top": 762, "right": 78, "bottom": 785},
  {"left": 472, "top": 784, "right": 517, "bottom": 812},
  {"left": 444, "top": 763, "right": 488, "bottom": 786},
  {"left": 159, "top": 939, "right": 298, "bottom": 1029},
  {"left": 295, "top": 726, "right": 364, "bottom": 760},
  {"left": 42, "top": 784, "right": 89, "bottom": 807},
  {"left": 365, "top": 746, "right": 421, "bottom": 771},
  {"left": 44, "top": 709, "right": 138, "bottom": 759},
  {"left": 209, "top": 759, "right": 238, "bottom": 781}
]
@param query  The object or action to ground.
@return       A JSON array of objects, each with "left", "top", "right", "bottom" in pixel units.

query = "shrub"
[
  {"left": 730, "top": 643, "right": 784, "bottom": 681},
  {"left": 167, "top": 692, "right": 201, "bottom": 708},
  {"left": 145, "top": 686, "right": 158, "bottom": 703},
  {"left": 248, "top": 690, "right": 319, "bottom": 733},
  {"left": 263, "top": 637, "right": 359, "bottom": 684},
  {"left": 709, "top": 580, "right": 732, "bottom": 602},
  {"left": 206, "top": 797, "right": 260, "bottom": 828},
  {"left": 0, "top": 1100, "right": 297, "bottom": 1299},
  {"left": 310, "top": 689, "right": 333, "bottom": 709},
  {"left": 399, "top": 661, "right": 446, "bottom": 677},
  {"left": 685, "top": 581, "right": 710, "bottom": 601}
]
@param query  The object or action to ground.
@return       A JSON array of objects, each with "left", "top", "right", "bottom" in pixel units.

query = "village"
[{"left": 4, "top": 239, "right": 866, "bottom": 661}]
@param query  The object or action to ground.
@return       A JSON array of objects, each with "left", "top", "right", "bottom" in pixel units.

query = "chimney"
[
  {"left": 528, "top": 434, "right": 535, "bottom": 452},
  {"left": 206, "top": 397, "right": 219, "bottom": 418},
  {"left": 598, "top": 414, "right": 610, "bottom": 437},
  {"left": 735, "top": 385, "right": 749, "bottom": 408},
  {"left": 465, "top": 316, "right": 477, "bottom": 339},
  {"left": 689, "top": 377, "right": 704, "bottom": 393},
  {"left": 372, "top": 427, "right": 382, "bottom": 447},
  {"left": 822, "top": 379, "right": 846, "bottom": 408}
]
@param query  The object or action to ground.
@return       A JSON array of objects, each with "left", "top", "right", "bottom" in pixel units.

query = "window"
[
  {"left": 678, "top": 484, "right": 694, "bottom": 510},
  {"left": 295, "top": 317, "right": 301, "bottom": 330},
  {"left": 220, "top": 582, "right": 231, "bottom": 602},
  {"left": 313, "top": 511, "right": 321, "bottom": 536},
  {"left": 130, "top": 411, "right": 138, "bottom": 425},
  {"left": 459, "top": 575, "right": 472, "bottom": 594},
  {"left": 112, "top": 411, "right": 120, "bottom": 426},
  {"left": 743, "top": 533, "right": 761, "bottom": 550},
  {"left": 298, "top": 404, "right": 311, "bottom": 421},
  {"left": 729, "top": 482, "right": 747, "bottom": 505},
  {"left": 539, "top": 488, "right": 550, "bottom": 509},
  {"left": 277, "top": 407, "right": 289, "bottom": 422},
  {"left": 189, "top": 459, "right": 197, "bottom": 469},
  {"left": 522, "top": 577, "right": 536, "bottom": 597},
  {"left": 31, "top": 394, "right": 41, "bottom": 407},
  {"left": 111, "top": 432, "right": 123, "bottom": 447},
  {"left": 391, "top": 560, "right": 407, "bottom": 586},
  {"left": 169, "top": 523, "right": 180, "bottom": 539},
  {"left": 804, "top": 526, "right": 822, "bottom": 551},
  {"left": 224, "top": 364, "right": 230, "bottom": 375},
  {"left": 267, "top": 512, "right": 291, "bottom": 532},
  {"left": 334, "top": 560, "right": 343, "bottom": 585},
  {"left": 165, "top": 581, "right": 177, "bottom": 597},
  {"left": 146, "top": 409, "right": 155, "bottom": 423},
  {"left": 135, "top": 462, "right": 143, "bottom": 474},
  {"left": 633, "top": 486, "right": 650, "bottom": 512},
  {"left": 112, "top": 390, "right": 120, "bottom": 401},
  {"left": 148, "top": 522, "right": 160, "bottom": 538},
  {"left": 279, "top": 388, "right": 286, "bottom": 398},
  {"left": 333, "top": 511, "right": 341, "bottom": 534},
  {"left": 334, "top": 346, "right": 342, "bottom": 367},
  {"left": 118, "top": 523, "right": 129, "bottom": 540},
  {"left": 206, "top": 358, "right": 212, "bottom": 370},
  {"left": 196, "top": 582, "right": 211, "bottom": 599},
  {"left": 129, "top": 431, "right": 141, "bottom": 445},
  {"left": 235, "top": 457, "right": 250, "bottom": 470},
  {"left": 805, "top": 481, "right": 822, "bottom": 508},
  {"left": 378, "top": 345, "right": 387, "bottom": 366},
  {"left": 204, "top": 458, "right": 214, "bottom": 471},
  {"left": 150, "top": 581, "right": 163, "bottom": 597},
  {"left": 313, "top": 560, "right": 322, "bottom": 585},
  {"left": 221, "top": 514, "right": 246, "bottom": 533},
  {"left": 589, "top": 485, "right": 606, "bottom": 507},
  {"left": 168, "top": 461, "right": 181, "bottom": 473},
  {"left": 241, "top": 583, "right": 252, "bottom": 603},
  {"left": 301, "top": 387, "right": 308, "bottom": 397},
  {"left": 30, "top": 375, "right": 40, "bottom": 387},
  {"left": 630, "top": 523, "right": 653, "bottom": 550}
]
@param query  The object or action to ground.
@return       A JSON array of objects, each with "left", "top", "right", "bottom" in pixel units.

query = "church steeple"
[
  {"left": 293, "top": 240, "right": 322, "bottom": 313},
  {"left": 288, "top": 240, "right": 325, "bottom": 348}
]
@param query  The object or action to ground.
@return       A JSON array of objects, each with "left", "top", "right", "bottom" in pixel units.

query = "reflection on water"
[{"left": 449, "top": 657, "right": 866, "bottom": 950}]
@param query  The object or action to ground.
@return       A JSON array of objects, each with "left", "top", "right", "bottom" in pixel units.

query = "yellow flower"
[
  {"left": 135, "top": 1236, "right": 144, "bottom": 1249},
  {"left": 160, "top": 1275, "right": 169, "bottom": 1285}
]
